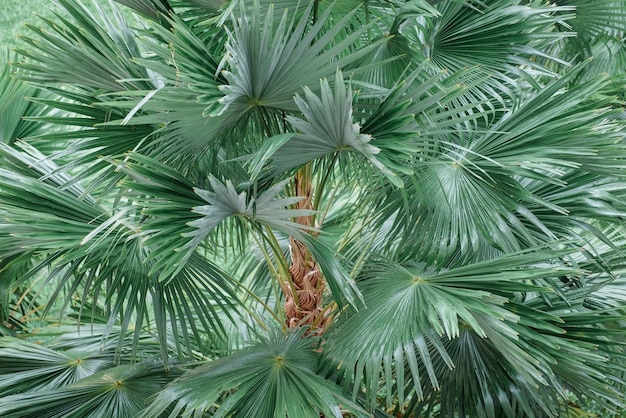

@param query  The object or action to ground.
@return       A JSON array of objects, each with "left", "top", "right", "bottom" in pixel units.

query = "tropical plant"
[{"left": 1, "top": 0, "right": 626, "bottom": 417}]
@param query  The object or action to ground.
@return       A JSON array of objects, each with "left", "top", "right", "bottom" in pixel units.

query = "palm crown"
[{"left": 1, "top": 0, "right": 626, "bottom": 417}]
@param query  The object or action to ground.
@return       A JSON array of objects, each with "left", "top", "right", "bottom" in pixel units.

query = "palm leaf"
[
  {"left": 138, "top": 327, "right": 369, "bottom": 418},
  {"left": 10, "top": 0, "right": 160, "bottom": 186},
  {"left": 0, "top": 254, "right": 39, "bottom": 336},
  {"left": 0, "top": 145, "right": 240, "bottom": 360},
  {"left": 407, "top": 290, "right": 626, "bottom": 417},
  {"left": 112, "top": 0, "right": 169, "bottom": 20},
  {"left": 15, "top": 0, "right": 153, "bottom": 91},
  {"left": 324, "top": 248, "right": 577, "bottom": 410},
  {"left": 0, "top": 53, "right": 48, "bottom": 145},
  {"left": 370, "top": 62, "right": 625, "bottom": 262},
  {"left": 214, "top": 1, "right": 382, "bottom": 121},
  {"left": 0, "top": 360, "right": 175, "bottom": 418},
  {"left": 407, "top": 0, "right": 575, "bottom": 99},
  {"left": 270, "top": 70, "right": 401, "bottom": 186},
  {"left": 113, "top": 153, "right": 315, "bottom": 280},
  {"left": 4, "top": 0, "right": 626, "bottom": 415},
  {"left": 557, "top": 0, "right": 626, "bottom": 44},
  {"left": 550, "top": 0, "right": 626, "bottom": 82},
  {"left": 0, "top": 337, "right": 112, "bottom": 397}
]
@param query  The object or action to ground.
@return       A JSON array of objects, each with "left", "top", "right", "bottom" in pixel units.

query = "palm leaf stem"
[
  {"left": 313, "top": 150, "right": 340, "bottom": 225},
  {"left": 248, "top": 224, "right": 289, "bottom": 305}
]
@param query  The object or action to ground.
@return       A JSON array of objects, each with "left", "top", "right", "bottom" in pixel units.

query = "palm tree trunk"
[{"left": 284, "top": 168, "right": 328, "bottom": 330}]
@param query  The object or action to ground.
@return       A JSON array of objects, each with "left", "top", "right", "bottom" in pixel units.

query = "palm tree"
[{"left": 1, "top": 0, "right": 626, "bottom": 416}]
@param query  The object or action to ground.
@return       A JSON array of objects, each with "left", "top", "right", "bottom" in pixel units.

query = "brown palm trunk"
[{"left": 283, "top": 169, "right": 329, "bottom": 331}]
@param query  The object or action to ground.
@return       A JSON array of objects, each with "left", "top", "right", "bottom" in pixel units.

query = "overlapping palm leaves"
[
  {"left": 137, "top": 327, "right": 368, "bottom": 418},
  {"left": 0, "top": 360, "right": 175, "bottom": 418},
  {"left": 0, "top": 52, "right": 51, "bottom": 335},
  {"left": 0, "top": 325, "right": 185, "bottom": 417},
  {"left": 1, "top": 0, "right": 626, "bottom": 417}
]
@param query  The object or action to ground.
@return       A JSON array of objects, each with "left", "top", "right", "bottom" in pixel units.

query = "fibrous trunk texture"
[{"left": 284, "top": 171, "right": 328, "bottom": 330}]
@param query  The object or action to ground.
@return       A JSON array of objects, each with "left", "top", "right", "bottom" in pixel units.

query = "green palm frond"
[
  {"left": 557, "top": 0, "right": 626, "bottom": 43},
  {"left": 577, "top": 37, "right": 626, "bottom": 81},
  {"left": 410, "top": 326, "right": 562, "bottom": 418},
  {"left": 0, "top": 337, "right": 113, "bottom": 397},
  {"left": 15, "top": 0, "right": 152, "bottom": 91},
  {"left": 0, "top": 256, "right": 38, "bottom": 336},
  {"left": 112, "top": 0, "right": 169, "bottom": 20},
  {"left": 138, "top": 327, "right": 369, "bottom": 418},
  {"left": 19, "top": 93, "right": 153, "bottom": 187},
  {"left": 471, "top": 63, "right": 623, "bottom": 168},
  {"left": 369, "top": 62, "right": 625, "bottom": 262},
  {"left": 0, "top": 53, "right": 48, "bottom": 146},
  {"left": 533, "top": 1, "right": 626, "bottom": 80},
  {"left": 403, "top": 291, "right": 626, "bottom": 417},
  {"left": 356, "top": 64, "right": 494, "bottom": 183},
  {"left": 406, "top": 0, "right": 575, "bottom": 99},
  {"left": 9, "top": 0, "right": 158, "bottom": 184},
  {"left": 344, "top": 2, "right": 440, "bottom": 88},
  {"left": 0, "top": 144, "right": 240, "bottom": 359},
  {"left": 113, "top": 153, "right": 312, "bottom": 277},
  {"left": 324, "top": 248, "right": 574, "bottom": 410},
  {"left": 214, "top": 2, "right": 381, "bottom": 120},
  {"left": 146, "top": 11, "right": 225, "bottom": 99},
  {"left": 191, "top": 177, "right": 317, "bottom": 239},
  {"left": 113, "top": 6, "right": 229, "bottom": 159},
  {"left": 270, "top": 70, "right": 401, "bottom": 186},
  {"left": 112, "top": 152, "right": 364, "bottom": 309},
  {"left": 0, "top": 360, "right": 175, "bottom": 418},
  {"left": 521, "top": 172, "right": 626, "bottom": 247}
]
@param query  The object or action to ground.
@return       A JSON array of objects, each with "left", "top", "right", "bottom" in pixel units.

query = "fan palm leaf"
[
  {"left": 212, "top": 1, "right": 383, "bottom": 125},
  {"left": 324, "top": 249, "right": 572, "bottom": 407},
  {"left": 406, "top": 0, "right": 575, "bottom": 101},
  {"left": 0, "top": 360, "right": 174, "bottom": 418},
  {"left": 0, "top": 53, "right": 48, "bottom": 146},
  {"left": 137, "top": 327, "right": 368, "bottom": 418},
  {"left": 370, "top": 62, "right": 625, "bottom": 262},
  {"left": 0, "top": 337, "right": 113, "bottom": 397},
  {"left": 0, "top": 144, "right": 240, "bottom": 360}
]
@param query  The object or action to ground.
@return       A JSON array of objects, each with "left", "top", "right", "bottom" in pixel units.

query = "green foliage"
[
  {"left": 1, "top": 0, "right": 626, "bottom": 417},
  {"left": 0, "top": 360, "right": 174, "bottom": 418},
  {"left": 139, "top": 327, "right": 368, "bottom": 418}
]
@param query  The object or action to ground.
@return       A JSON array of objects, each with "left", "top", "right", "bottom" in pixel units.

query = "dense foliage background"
[{"left": 1, "top": 0, "right": 626, "bottom": 417}]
